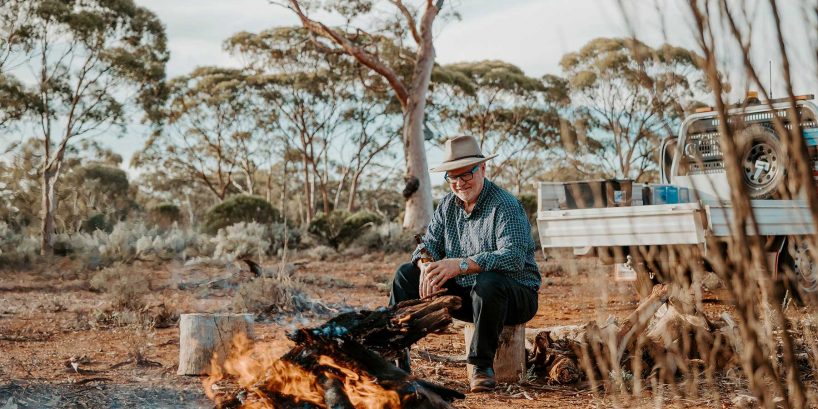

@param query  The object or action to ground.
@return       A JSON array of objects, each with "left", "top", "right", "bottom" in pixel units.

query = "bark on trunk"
[
  {"left": 401, "top": 30, "right": 437, "bottom": 232},
  {"left": 347, "top": 171, "right": 362, "bottom": 212},
  {"left": 301, "top": 155, "right": 312, "bottom": 225},
  {"left": 402, "top": 104, "right": 433, "bottom": 232},
  {"left": 40, "top": 167, "right": 59, "bottom": 256}
]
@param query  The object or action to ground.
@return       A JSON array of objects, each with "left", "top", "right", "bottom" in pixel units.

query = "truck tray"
[{"left": 537, "top": 203, "right": 706, "bottom": 248}]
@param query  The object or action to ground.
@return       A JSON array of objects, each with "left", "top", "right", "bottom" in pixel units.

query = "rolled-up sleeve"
[
  {"left": 410, "top": 200, "right": 447, "bottom": 263},
  {"left": 470, "top": 203, "right": 530, "bottom": 273}
]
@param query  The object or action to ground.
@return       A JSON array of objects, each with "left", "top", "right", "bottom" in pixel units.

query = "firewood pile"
[
  {"left": 526, "top": 284, "right": 737, "bottom": 386},
  {"left": 208, "top": 295, "right": 466, "bottom": 409}
]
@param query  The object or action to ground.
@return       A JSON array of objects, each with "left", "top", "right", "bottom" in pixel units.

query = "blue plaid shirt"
[{"left": 411, "top": 179, "right": 541, "bottom": 290}]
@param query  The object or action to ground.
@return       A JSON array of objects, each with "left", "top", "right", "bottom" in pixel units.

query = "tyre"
[
  {"left": 737, "top": 125, "right": 785, "bottom": 199},
  {"left": 782, "top": 238, "right": 818, "bottom": 294}
]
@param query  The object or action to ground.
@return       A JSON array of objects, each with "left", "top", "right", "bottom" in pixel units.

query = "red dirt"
[{"left": 0, "top": 252, "right": 785, "bottom": 408}]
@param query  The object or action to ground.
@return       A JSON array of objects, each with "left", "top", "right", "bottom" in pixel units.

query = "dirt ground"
[{"left": 0, "top": 252, "right": 795, "bottom": 408}]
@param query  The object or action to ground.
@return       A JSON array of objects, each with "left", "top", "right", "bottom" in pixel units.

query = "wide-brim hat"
[{"left": 429, "top": 135, "right": 498, "bottom": 172}]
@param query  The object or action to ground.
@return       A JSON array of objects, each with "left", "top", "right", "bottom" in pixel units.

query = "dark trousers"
[{"left": 389, "top": 262, "right": 538, "bottom": 368}]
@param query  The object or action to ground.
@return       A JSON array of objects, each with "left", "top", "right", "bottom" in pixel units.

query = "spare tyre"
[{"left": 737, "top": 125, "right": 785, "bottom": 199}]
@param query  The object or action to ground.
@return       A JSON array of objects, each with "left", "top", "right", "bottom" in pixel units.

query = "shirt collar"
[{"left": 454, "top": 179, "right": 493, "bottom": 217}]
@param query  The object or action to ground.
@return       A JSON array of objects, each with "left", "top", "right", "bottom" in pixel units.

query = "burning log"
[{"left": 208, "top": 295, "right": 466, "bottom": 409}]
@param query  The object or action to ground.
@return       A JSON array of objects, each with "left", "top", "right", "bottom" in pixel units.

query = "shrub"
[
  {"left": 89, "top": 263, "right": 150, "bottom": 311},
  {"left": 203, "top": 195, "right": 279, "bottom": 235},
  {"left": 231, "top": 276, "right": 317, "bottom": 315},
  {"left": 148, "top": 203, "right": 182, "bottom": 229},
  {"left": 269, "top": 222, "right": 302, "bottom": 255},
  {"left": 49, "top": 221, "right": 204, "bottom": 268},
  {"left": 82, "top": 213, "right": 112, "bottom": 233},
  {"left": 351, "top": 221, "right": 415, "bottom": 253},
  {"left": 211, "top": 222, "right": 270, "bottom": 262},
  {"left": 308, "top": 210, "right": 383, "bottom": 249},
  {"left": 0, "top": 222, "right": 38, "bottom": 265},
  {"left": 517, "top": 193, "right": 537, "bottom": 224},
  {"left": 304, "top": 244, "right": 337, "bottom": 261}
]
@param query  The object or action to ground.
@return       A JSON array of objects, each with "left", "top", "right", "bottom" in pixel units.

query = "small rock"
[
  {"left": 702, "top": 272, "right": 722, "bottom": 290},
  {"left": 731, "top": 394, "right": 759, "bottom": 409}
]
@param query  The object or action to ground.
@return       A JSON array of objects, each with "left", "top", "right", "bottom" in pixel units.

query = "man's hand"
[
  {"left": 419, "top": 263, "right": 436, "bottom": 298},
  {"left": 424, "top": 259, "right": 463, "bottom": 290}
]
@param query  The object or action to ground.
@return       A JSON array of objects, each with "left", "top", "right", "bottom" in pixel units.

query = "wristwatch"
[{"left": 459, "top": 258, "right": 470, "bottom": 273}]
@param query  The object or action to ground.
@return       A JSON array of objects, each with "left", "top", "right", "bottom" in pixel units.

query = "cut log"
[
  {"left": 526, "top": 283, "right": 740, "bottom": 385},
  {"left": 177, "top": 313, "right": 254, "bottom": 375},
  {"left": 464, "top": 323, "right": 526, "bottom": 383}
]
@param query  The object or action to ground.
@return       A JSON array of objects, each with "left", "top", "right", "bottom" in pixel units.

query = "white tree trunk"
[
  {"left": 402, "top": 104, "right": 434, "bottom": 232},
  {"left": 40, "top": 167, "right": 59, "bottom": 255}
]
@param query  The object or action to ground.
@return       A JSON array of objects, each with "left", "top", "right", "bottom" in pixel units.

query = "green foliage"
[
  {"left": 82, "top": 165, "right": 129, "bottom": 196},
  {"left": 148, "top": 203, "right": 182, "bottom": 228},
  {"left": 203, "top": 195, "right": 280, "bottom": 235},
  {"left": 308, "top": 210, "right": 383, "bottom": 249},
  {"left": 558, "top": 37, "right": 708, "bottom": 180},
  {"left": 82, "top": 213, "right": 111, "bottom": 233},
  {"left": 517, "top": 194, "right": 537, "bottom": 224}
]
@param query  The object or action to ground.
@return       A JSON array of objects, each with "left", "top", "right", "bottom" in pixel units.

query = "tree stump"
[
  {"left": 177, "top": 313, "right": 254, "bottom": 375},
  {"left": 464, "top": 323, "right": 526, "bottom": 383}
]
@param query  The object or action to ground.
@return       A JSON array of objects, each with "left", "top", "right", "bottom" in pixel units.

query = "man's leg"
[
  {"left": 388, "top": 262, "right": 421, "bottom": 373},
  {"left": 389, "top": 262, "right": 421, "bottom": 307},
  {"left": 468, "top": 272, "right": 538, "bottom": 368}
]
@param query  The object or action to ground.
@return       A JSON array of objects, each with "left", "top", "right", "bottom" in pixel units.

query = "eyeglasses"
[{"left": 444, "top": 164, "right": 481, "bottom": 184}]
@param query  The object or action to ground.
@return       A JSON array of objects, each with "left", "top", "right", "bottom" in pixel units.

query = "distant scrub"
[
  {"left": 81, "top": 213, "right": 112, "bottom": 233},
  {"left": 351, "top": 221, "right": 415, "bottom": 253},
  {"left": 211, "top": 221, "right": 270, "bottom": 262},
  {"left": 148, "top": 203, "right": 182, "bottom": 228},
  {"left": 203, "top": 195, "right": 279, "bottom": 235},
  {"left": 517, "top": 193, "right": 537, "bottom": 223},
  {"left": 308, "top": 210, "right": 383, "bottom": 249}
]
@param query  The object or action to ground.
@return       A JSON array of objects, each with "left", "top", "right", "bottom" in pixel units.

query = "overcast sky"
[{"left": 103, "top": 0, "right": 818, "bottom": 169}]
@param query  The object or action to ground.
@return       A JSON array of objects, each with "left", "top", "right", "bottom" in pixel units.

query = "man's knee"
[
  {"left": 471, "top": 271, "right": 510, "bottom": 300},
  {"left": 394, "top": 262, "right": 419, "bottom": 283}
]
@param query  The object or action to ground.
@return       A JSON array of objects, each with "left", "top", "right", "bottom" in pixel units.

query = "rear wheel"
[{"left": 779, "top": 238, "right": 818, "bottom": 299}]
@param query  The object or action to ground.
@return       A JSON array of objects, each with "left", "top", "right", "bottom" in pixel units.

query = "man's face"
[{"left": 446, "top": 163, "right": 485, "bottom": 205}]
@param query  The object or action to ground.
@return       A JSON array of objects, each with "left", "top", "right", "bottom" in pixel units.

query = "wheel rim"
[
  {"left": 793, "top": 242, "right": 818, "bottom": 293},
  {"left": 742, "top": 139, "right": 780, "bottom": 191}
]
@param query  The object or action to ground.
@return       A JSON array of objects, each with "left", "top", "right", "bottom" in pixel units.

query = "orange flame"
[
  {"left": 317, "top": 355, "right": 401, "bottom": 408},
  {"left": 203, "top": 333, "right": 403, "bottom": 409}
]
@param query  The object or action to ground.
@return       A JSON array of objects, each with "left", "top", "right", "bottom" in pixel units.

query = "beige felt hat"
[{"left": 429, "top": 135, "right": 498, "bottom": 172}]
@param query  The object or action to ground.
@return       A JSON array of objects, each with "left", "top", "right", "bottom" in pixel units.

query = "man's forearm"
[{"left": 463, "top": 257, "right": 481, "bottom": 274}]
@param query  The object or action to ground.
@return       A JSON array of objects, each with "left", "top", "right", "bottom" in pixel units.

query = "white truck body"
[{"left": 536, "top": 99, "right": 818, "bottom": 258}]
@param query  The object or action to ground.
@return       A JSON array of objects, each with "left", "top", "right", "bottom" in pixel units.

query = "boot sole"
[{"left": 469, "top": 383, "right": 496, "bottom": 393}]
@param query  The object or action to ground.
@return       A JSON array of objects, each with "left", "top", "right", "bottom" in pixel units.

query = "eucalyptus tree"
[
  {"left": 433, "top": 61, "right": 569, "bottom": 193},
  {"left": 277, "top": 0, "right": 454, "bottom": 232},
  {"left": 227, "top": 27, "right": 357, "bottom": 224},
  {"left": 0, "top": 1, "right": 36, "bottom": 133},
  {"left": 134, "top": 67, "right": 272, "bottom": 202},
  {"left": 4, "top": 0, "right": 168, "bottom": 254},
  {"left": 560, "top": 37, "right": 707, "bottom": 181},
  {"left": 335, "top": 90, "right": 401, "bottom": 212}
]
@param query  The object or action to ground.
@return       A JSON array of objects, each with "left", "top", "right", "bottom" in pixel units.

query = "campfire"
[{"left": 204, "top": 295, "right": 466, "bottom": 408}]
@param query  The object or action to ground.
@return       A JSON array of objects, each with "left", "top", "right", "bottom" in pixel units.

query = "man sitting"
[{"left": 389, "top": 135, "right": 541, "bottom": 392}]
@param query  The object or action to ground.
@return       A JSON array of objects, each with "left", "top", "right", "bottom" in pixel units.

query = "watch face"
[{"left": 460, "top": 259, "right": 469, "bottom": 271}]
